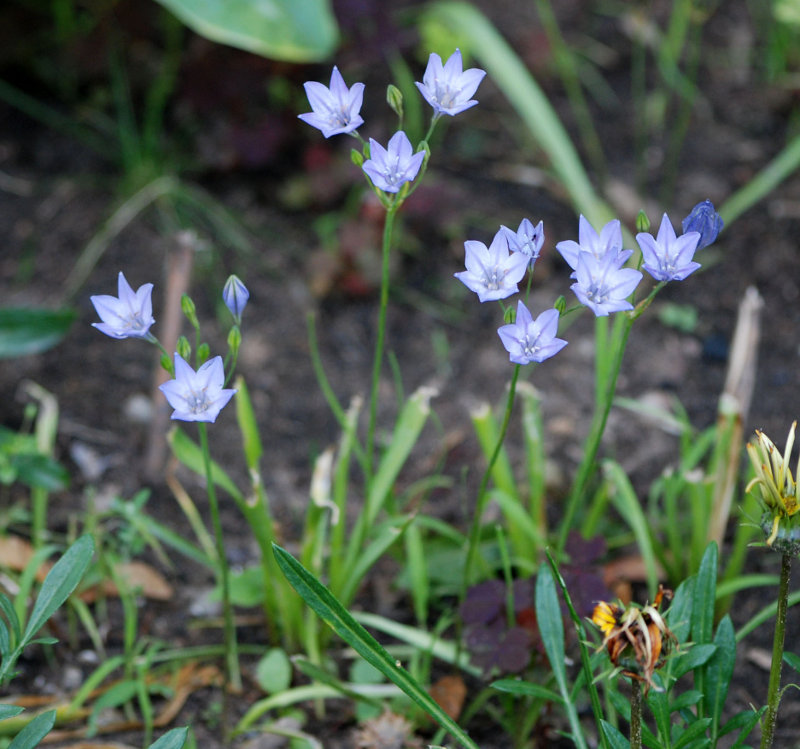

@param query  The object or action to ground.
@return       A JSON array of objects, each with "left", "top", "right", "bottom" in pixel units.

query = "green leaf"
[
  {"left": 719, "top": 707, "right": 764, "bottom": 740},
  {"left": 672, "top": 717, "right": 712, "bottom": 748},
  {"left": 22, "top": 536, "right": 94, "bottom": 644},
  {"left": 0, "top": 705, "right": 24, "bottom": 722},
  {"left": 255, "top": 648, "right": 292, "bottom": 694},
  {"left": 691, "top": 543, "right": 718, "bottom": 645},
  {"left": 491, "top": 679, "right": 562, "bottom": 703},
  {"left": 535, "top": 564, "right": 587, "bottom": 749},
  {"left": 671, "top": 644, "right": 717, "bottom": 680},
  {"left": 272, "top": 544, "right": 480, "bottom": 749},
  {"left": 0, "top": 593, "right": 21, "bottom": 652},
  {"left": 784, "top": 651, "right": 800, "bottom": 673},
  {"left": 703, "top": 615, "right": 736, "bottom": 739},
  {"left": 600, "top": 720, "right": 630, "bottom": 749},
  {"left": 7, "top": 709, "right": 55, "bottom": 749},
  {"left": 8, "top": 454, "right": 69, "bottom": 492},
  {"left": 0, "top": 308, "right": 75, "bottom": 359},
  {"left": 147, "top": 727, "right": 189, "bottom": 749},
  {"left": 153, "top": 0, "right": 338, "bottom": 62}
]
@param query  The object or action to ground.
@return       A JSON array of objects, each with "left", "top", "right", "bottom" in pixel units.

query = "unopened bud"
[{"left": 387, "top": 84, "right": 404, "bottom": 119}]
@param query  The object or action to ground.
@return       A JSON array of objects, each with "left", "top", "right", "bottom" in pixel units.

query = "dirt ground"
[{"left": 1, "top": 0, "right": 800, "bottom": 746}]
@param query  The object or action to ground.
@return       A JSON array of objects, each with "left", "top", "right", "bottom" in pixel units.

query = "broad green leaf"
[
  {"left": 272, "top": 544, "right": 480, "bottom": 749},
  {"left": 22, "top": 536, "right": 94, "bottom": 644},
  {"left": 669, "top": 689, "right": 703, "bottom": 712},
  {"left": 491, "top": 679, "right": 562, "bottom": 703},
  {"left": 7, "top": 454, "right": 69, "bottom": 492},
  {"left": 7, "top": 709, "right": 55, "bottom": 749},
  {"left": 147, "top": 727, "right": 189, "bottom": 749},
  {"left": 154, "top": 0, "right": 338, "bottom": 62},
  {"left": 703, "top": 615, "right": 736, "bottom": 739},
  {"left": 0, "top": 308, "right": 75, "bottom": 359},
  {"left": 667, "top": 576, "right": 695, "bottom": 643}
]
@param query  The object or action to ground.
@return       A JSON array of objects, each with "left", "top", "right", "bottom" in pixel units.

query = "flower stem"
[
  {"left": 760, "top": 552, "right": 792, "bottom": 749},
  {"left": 630, "top": 678, "right": 643, "bottom": 749},
  {"left": 197, "top": 423, "right": 241, "bottom": 717},
  {"left": 366, "top": 202, "right": 399, "bottom": 481},
  {"left": 556, "top": 314, "right": 633, "bottom": 556},
  {"left": 462, "top": 364, "right": 522, "bottom": 590}
]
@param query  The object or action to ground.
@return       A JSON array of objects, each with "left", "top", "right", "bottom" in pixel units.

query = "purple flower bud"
[
  {"left": 223, "top": 275, "right": 249, "bottom": 321},
  {"left": 681, "top": 200, "right": 723, "bottom": 249}
]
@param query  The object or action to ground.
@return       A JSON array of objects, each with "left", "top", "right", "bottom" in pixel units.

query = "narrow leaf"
[
  {"left": 22, "top": 536, "right": 93, "bottom": 644},
  {"left": 0, "top": 308, "right": 75, "bottom": 359},
  {"left": 147, "top": 727, "right": 189, "bottom": 749},
  {"left": 7, "top": 709, "right": 55, "bottom": 749},
  {"left": 272, "top": 545, "right": 480, "bottom": 749}
]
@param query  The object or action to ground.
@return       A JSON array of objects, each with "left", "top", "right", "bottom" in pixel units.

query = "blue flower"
[
  {"left": 159, "top": 354, "right": 236, "bottom": 423},
  {"left": 497, "top": 302, "right": 567, "bottom": 365},
  {"left": 500, "top": 218, "right": 544, "bottom": 268},
  {"left": 91, "top": 272, "right": 155, "bottom": 339},
  {"left": 681, "top": 200, "right": 723, "bottom": 249},
  {"left": 362, "top": 131, "right": 425, "bottom": 193},
  {"left": 222, "top": 275, "right": 249, "bottom": 322},
  {"left": 415, "top": 49, "right": 486, "bottom": 118},
  {"left": 455, "top": 231, "right": 530, "bottom": 302},
  {"left": 298, "top": 66, "right": 365, "bottom": 138},
  {"left": 571, "top": 251, "right": 642, "bottom": 317},
  {"left": 637, "top": 213, "right": 701, "bottom": 282},
  {"left": 556, "top": 216, "right": 630, "bottom": 273}
]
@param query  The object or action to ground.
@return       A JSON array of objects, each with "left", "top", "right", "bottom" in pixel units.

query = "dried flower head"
[
  {"left": 746, "top": 422, "right": 800, "bottom": 552},
  {"left": 592, "top": 586, "right": 675, "bottom": 692},
  {"left": 354, "top": 709, "right": 422, "bottom": 749}
]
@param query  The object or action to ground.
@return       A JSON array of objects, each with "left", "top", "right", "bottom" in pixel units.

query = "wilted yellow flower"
[
  {"left": 591, "top": 586, "right": 675, "bottom": 693},
  {"left": 746, "top": 421, "right": 800, "bottom": 549}
]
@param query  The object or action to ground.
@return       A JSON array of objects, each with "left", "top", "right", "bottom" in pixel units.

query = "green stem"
[
  {"left": 557, "top": 315, "right": 634, "bottom": 556},
  {"left": 366, "top": 203, "right": 399, "bottom": 480},
  {"left": 462, "top": 365, "right": 522, "bottom": 590},
  {"left": 197, "top": 423, "right": 241, "bottom": 711},
  {"left": 760, "top": 553, "right": 792, "bottom": 749},
  {"left": 630, "top": 678, "right": 643, "bottom": 749}
]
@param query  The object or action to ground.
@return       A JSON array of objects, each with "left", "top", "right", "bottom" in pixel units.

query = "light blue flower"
[
  {"left": 159, "top": 354, "right": 236, "bottom": 423},
  {"left": 415, "top": 49, "right": 486, "bottom": 118},
  {"left": 571, "top": 251, "right": 642, "bottom": 317},
  {"left": 455, "top": 231, "right": 530, "bottom": 302},
  {"left": 556, "top": 216, "right": 630, "bottom": 272},
  {"left": 91, "top": 271, "right": 155, "bottom": 339},
  {"left": 222, "top": 275, "right": 249, "bottom": 321},
  {"left": 500, "top": 218, "right": 544, "bottom": 268},
  {"left": 497, "top": 302, "right": 567, "bottom": 365},
  {"left": 637, "top": 213, "right": 701, "bottom": 282},
  {"left": 681, "top": 199, "right": 723, "bottom": 249},
  {"left": 298, "top": 66, "right": 365, "bottom": 138},
  {"left": 362, "top": 131, "right": 425, "bottom": 193}
]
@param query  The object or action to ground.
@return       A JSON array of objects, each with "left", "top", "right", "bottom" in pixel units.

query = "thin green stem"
[
  {"left": 462, "top": 365, "right": 522, "bottom": 590},
  {"left": 557, "top": 315, "right": 634, "bottom": 556},
  {"left": 366, "top": 203, "right": 399, "bottom": 480},
  {"left": 760, "top": 553, "right": 792, "bottom": 749},
  {"left": 197, "top": 422, "right": 241, "bottom": 717}
]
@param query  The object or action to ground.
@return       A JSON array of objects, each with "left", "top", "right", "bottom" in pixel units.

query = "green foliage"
[
  {"left": 0, "top": 308, "right": 75, "bottom": 359},
  {"left": 153, "top": 0, "right": 339, "bottom": 61}
]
